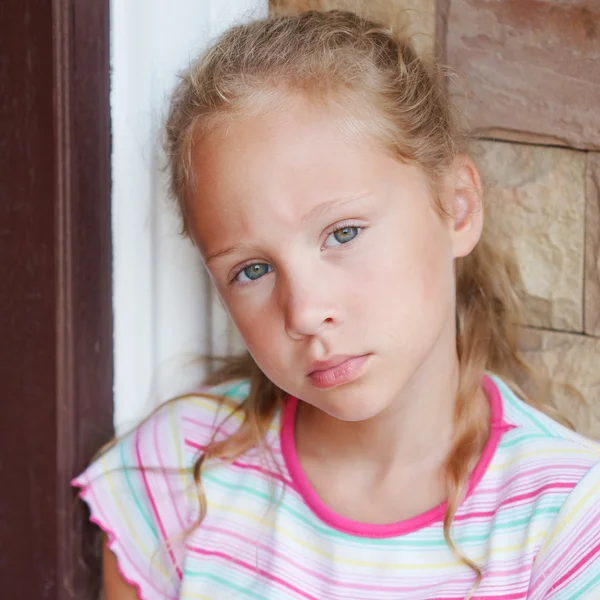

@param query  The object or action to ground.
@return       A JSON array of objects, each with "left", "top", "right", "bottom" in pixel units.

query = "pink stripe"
[
  {"left": 480, "top": 561, "right": 535, "bottom": 580},
  {"left": 530, "top": 506, "right": 600, "bottom": 594},
  {"left": 196, "top": 525, "right": 452, "bottom": 593},
  {"left": 477, "top": 463, "right": 588, "bottom": 495},
  {"left": 153, "top": 407, "right": 187, "bottom": 531},
  {"left": 185, "top": 438, "right": 294, "bottom": 488},
  {"left": 181, "top": 415, "right": 285, "bottom": 464},
  {"left": 453, "top": 482, "right": 576, "bottom": 523},
  {"left": 195, "top": 528, "right": 534, "bottom": 594},
  {"left": 499, "top": 482, "right": 576, "bottom": 507},
  {"left": 199, "top": 522, "right": 537, "bottom": 588},
  {"left": 182, "top": 415, "right": 238, "bottom": 439},
  {"left": 136, "top": 428, "right": 183, "bottom": 580},
  {"left": 229, "top": 459, "right": 293, "bottom": 488},
  {"left": 435, "top": 594, "right": 527, "bottom": 600},
  {"left": 182, "top": 416, "right": 219, "bottom": 428},
  {"left": 190, "top": 547, "right": 319, "bottom": 600},
  {"left": 548, "top": 542, "right": 600, "bottom": 593},
  {"left": 76, "top": 480, "right": 176, "bottom": 599}
]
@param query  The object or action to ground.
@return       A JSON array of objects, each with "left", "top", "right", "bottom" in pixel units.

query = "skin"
[
  {"left": 103, "top": 95, "right": 485, "bottom": 595},
  {"left": 103, "top": 536, "right": 139, "bottom": 598}
]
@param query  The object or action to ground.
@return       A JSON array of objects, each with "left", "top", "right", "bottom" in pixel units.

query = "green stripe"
[
  {"left": 119, "top": 436, "right": 159, "bottom": 540},
  {"left": 492, "top": 376, "right": 553, "bottom": 436},
  {"left": 556, "top": 568, "right": 600, "bottom": 600},
  {"left": 223, "top": 381, "right": 247, "bottom": 398},
  {"left": 204, "top": 471, "right": 561, "bottom": 548},
  {"left": 499, "top": 431, "right": 549, "bottom": 448},
  {"left": 184, "top": 570, "right": 266, "bottom": 599}
]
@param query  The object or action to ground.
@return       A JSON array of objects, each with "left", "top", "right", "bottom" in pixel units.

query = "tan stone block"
[
  {"left": 471, "top": 140, "right": 586, "bottom": 332},
  {"left": 269, "top": 0, "right": 436, "bottom": 56},
  {"left": 518, "top": 328, "right": 600, "bottom": 440},
  {"left": 446, "top": 0, "right": 600, "bottom": 150},
  {"left": 585, "top": 153, "right": 600, "bottom": 336}
]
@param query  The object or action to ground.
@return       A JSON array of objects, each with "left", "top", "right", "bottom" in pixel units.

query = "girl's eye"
[
  {"left": 325, "top": 226, "right": 360, "bottom": 247},
  {"left": 234, "top": 263, "right": 272, "bottom": 283}
]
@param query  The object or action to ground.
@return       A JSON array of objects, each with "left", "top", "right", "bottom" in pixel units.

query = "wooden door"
[{"left": 0, "top": 1, "right": 113, "bottom": 598}]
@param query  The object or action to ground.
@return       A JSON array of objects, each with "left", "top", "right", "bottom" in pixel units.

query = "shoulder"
[
  {"left": 73, "top": 379, "right": 250, "bottom": 600},
  {"left": 483, "top": 376, "right": 600, "bottom": 597},
  {"left": 176, "top": 379, "right": 252, "bottom": 461},
  {"left": 487, "top": 374, "right": 600, "bottom": 514},
  {"left": 80, "top": 378, "right": 250, "bottom": 476},
  {"left": 491, "top": 373, "right": 600, "bottom": 461}
]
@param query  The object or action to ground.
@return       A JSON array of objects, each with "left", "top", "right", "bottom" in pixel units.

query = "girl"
[{"left": 74, "top": 9, "right": 600, "bottom": 600}]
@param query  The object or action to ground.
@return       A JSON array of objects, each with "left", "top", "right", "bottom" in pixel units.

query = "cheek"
[
  {"left": 369, "top": 220, "right": 454, "bottom": 319},
  {"left": 417, "top": 236, "right": 454, "bottom": 301},
  {"left": 226, "top": 297, "right": 281, "bottom": 361}
]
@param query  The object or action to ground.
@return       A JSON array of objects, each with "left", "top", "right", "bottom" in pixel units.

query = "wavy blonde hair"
[{"left": 161, "top": 8, "right": 570, "bottom": 594}]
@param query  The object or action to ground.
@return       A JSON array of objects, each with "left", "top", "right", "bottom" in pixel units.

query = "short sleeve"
[
  {"left": 72, "top": 400, "right": 195, "bottom": 600},
  {"left": 528, "top": 460, "right": 600, "bottom": 599}
]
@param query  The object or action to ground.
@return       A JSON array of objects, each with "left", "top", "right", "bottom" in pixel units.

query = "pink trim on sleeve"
[{"left": 71, "top": 476, "right": 178, "bottom": 600}]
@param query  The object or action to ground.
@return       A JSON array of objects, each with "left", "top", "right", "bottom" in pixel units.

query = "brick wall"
[{"left": 270, "top": 0, "right": 600, "bottom": 437}]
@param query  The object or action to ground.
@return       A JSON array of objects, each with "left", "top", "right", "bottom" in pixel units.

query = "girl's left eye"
[{"left": 324, "top": 226, "right": 361, "bottom": 247}]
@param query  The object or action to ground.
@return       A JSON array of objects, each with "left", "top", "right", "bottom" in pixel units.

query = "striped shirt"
[{"left": 73, "top": 374, "right": 600, "bottom": 599}]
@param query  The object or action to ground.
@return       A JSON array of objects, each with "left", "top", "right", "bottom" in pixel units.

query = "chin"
[
  {"left": 322, "top": 401, "right": 388, "bottom": 423},
  {"left": 326, "top": 406, "right": 385, "bottom": 423},
  {"left": 304, "top": 384, "right": 392, "bottom": 423}
]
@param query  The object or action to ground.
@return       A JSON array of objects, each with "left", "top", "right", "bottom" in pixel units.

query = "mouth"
[{"left": 307, "top": 354, "right": 371, "bottom": 389}]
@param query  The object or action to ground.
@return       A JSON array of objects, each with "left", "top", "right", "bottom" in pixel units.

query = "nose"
[{"left": 279, "top": 271, "right": 340, "bottom": 340}]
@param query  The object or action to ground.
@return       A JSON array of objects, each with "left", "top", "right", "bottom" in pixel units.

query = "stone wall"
[
  {"left": 445, "top": 0, "right": 599, "bottom": 437},
  {"left": 270, "top": 0, "right": 600, "bottom": 436}
]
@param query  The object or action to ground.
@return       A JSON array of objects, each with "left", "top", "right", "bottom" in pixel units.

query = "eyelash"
[{"left": 229, "top": 220, "right": 365, "bottom": 286}]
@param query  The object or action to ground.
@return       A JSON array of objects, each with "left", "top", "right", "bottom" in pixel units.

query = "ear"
[{"left": 444, "top": 154, "right": 484, "bottom": 259}]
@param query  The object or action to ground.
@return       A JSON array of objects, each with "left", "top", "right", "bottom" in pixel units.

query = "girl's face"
[{"left": 189, "top": 97, "right": 482, "bottom": 422}]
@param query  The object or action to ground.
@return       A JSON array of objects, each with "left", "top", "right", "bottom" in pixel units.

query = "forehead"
[{"left": 187, "top": 97, "right": 420, "bottom": 255}]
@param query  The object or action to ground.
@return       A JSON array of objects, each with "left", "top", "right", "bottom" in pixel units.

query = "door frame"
[{"left": 0, "top": 1, "right": 113, "bottom": 598}]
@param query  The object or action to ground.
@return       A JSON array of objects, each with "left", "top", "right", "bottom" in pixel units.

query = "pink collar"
[{"left": 280, "top": 375, "right": 511, "bottom": 538}]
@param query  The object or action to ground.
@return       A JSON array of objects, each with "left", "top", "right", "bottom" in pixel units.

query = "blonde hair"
[{"left": 162, "top": 8, "right": 570, "bottom": 593}]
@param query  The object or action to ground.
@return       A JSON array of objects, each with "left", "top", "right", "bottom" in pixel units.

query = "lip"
[{"left": 307, "top": 354, "right": 370, "bottom": 389}]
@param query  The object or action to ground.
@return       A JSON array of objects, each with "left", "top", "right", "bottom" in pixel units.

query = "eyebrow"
[
  {"left": 301, "top": 192, "right": 372, "bottom": 224},
  {"left": 205, "top": 193, "right": 372, "bottom": 265},
  {"left": 205, "top": 242, "right": 254, "bottom": 265}
]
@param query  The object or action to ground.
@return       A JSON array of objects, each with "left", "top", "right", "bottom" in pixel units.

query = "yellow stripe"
[
  {"left": 100, "top": 454, "right": 170, "bottom": 578},
  {"left": 206, "top": 500, "right": 466, "bottom": 570},
  {"left": 538, "top": 471, "right": 600, "bottom": 555},
  {"left": 490, "top": 529, "right": 546, "bottom": 554},
  {"left": 184, "top": 395, "right": 280, "bottom": 433},
  {"left": 170, "top": 403, "right": 184, "bottom": 468},
  {"left": 489, "top": 447, "right": 599, "bottom": 471},
  {"left": 187, "top": 394, "right": 242, "bottom": 412},
  {"left": 209, "top": 500, "right": 555, "bottom": 565}
]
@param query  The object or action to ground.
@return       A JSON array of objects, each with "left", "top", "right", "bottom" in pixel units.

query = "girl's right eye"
[{"left": 233, "top": 263, "right": 272, "bottom": 284}]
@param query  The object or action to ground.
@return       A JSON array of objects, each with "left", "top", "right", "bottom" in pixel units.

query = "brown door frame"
[{"left": 1, "top": 1, "right": 113, "bottom": 598}]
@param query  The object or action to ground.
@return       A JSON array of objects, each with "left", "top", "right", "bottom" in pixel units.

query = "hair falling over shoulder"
[{"left": 158, "top": 7, "right": 571, "bottom": 594}]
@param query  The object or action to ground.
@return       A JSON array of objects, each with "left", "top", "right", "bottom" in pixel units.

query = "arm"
[{"left": 103, "top": 536, "right": 141, "bottom": 600}]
